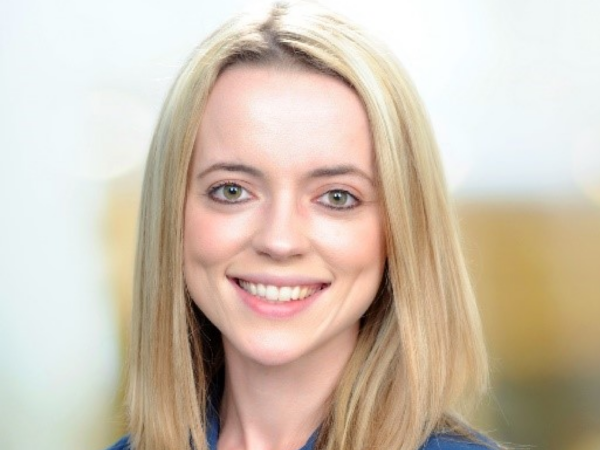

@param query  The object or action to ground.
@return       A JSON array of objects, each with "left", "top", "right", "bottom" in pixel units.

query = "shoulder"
[
  {"left": 421, "top": 433, "right": 498, "bottom": 450},
  {"left": 103, "top": 435, "right": 131, "bottom": 450}
]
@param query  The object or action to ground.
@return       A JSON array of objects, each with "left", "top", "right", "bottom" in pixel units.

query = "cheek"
[
  {"left": 183, "top": 204, "right": 252, "bottom": 267},
  {"left": 311, "top": 212, "right": 386, "bottom": 273}
]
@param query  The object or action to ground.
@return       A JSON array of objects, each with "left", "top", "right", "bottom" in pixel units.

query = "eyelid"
[
  {"left": 206, "top": 181, "right": 254, "bottom": 204},
  {"left": 315, "top": 189, "right": 360, "bottom": 210}
]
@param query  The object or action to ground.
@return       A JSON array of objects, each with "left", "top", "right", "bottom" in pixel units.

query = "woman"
[{"left": 107, "top": 1, "right": 497, "bottom": 449}]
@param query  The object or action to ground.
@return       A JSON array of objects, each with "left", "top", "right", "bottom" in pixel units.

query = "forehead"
[{"left": 195, "top": 65, "right": 374, "bottom": 173}]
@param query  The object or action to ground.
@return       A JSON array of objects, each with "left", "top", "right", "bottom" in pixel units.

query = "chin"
[{"left": 223, "top": 333, "right": 319, "bottom": 368}]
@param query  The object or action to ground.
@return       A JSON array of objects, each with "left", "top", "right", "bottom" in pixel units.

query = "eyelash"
[
  {"left": 315, "top": 189, "right": 360, "bottom": 210},
  {"left": 206, "top": 183, "right": 360, "bottom": 210},
  {"left": 206, "top": 182, "right": 253, "bottom": 204}
]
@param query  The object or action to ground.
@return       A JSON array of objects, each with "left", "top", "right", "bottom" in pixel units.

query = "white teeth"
[
  {"left": 279, "top": 286, "right": 292, "bottom": 301},
  {"left": 257, "top": 283, "right": 266, "bottom": 297},
  {"left": 291, "top": 286, "right": 300, "bottom": 300},
  {"left": 266, "top": 285, "right": 278, "bottom": 301},
  {"left": 237, "top": 279, "right": 323, "bottom": 302}
]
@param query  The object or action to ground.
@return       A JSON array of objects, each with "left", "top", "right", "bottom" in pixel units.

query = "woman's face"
[{"left": 184, "top": 65, "right": 386, "bottom": 368}]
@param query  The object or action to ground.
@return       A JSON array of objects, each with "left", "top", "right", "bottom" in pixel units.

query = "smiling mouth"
[{"left": 235, "top": 278, "right": 329, "bottom": 302}]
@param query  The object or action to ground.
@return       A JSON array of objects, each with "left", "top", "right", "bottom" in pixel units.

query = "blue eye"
[
  {"left": 317, "top": 190, "right": 359, "bottom": 210},
  {"left": 208, "top": 183, "right": 252, "bottom": 203}
]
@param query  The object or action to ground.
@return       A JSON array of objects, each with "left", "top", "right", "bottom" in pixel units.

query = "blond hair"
[{"left": 128, "top": 2, "right": 489, "bottom": 449}]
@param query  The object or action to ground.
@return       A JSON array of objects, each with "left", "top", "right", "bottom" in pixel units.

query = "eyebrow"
[
  {"left": 307, "top": 165, "right": 374, "bottom": 185},
  {"left": 196, "top": 162, "right": 374, "bottom": 185},
  {"left": 196, "top": 163, "right": 263, "bottom": 179}
]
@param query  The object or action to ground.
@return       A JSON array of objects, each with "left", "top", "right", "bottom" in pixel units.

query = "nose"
[{"left": 251, "top": 192, "right": 309, "bottom": 261}]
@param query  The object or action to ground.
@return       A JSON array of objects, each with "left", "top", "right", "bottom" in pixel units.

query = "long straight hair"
[{"left": 128, "top": 2, "right": 489, "bottom": 449}]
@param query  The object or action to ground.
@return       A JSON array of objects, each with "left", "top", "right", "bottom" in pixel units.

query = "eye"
[
  {"left": 316, "top": 189, "right": 359, "bottom": 210},
  {"left": 208, "top": 182, "right": 252, "bottom": 203}
]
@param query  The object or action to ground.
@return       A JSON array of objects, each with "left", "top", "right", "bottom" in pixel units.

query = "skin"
[{"left": 184, "top": 65, "right": 386, "bottom": 450}]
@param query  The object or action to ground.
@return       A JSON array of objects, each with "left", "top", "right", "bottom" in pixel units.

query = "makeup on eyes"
[
  {"left": 205, "top": 181, "right": 362, "bottom": 211},
  {"left": 206, "top": 182, "right": 254, "bottom": 204}
]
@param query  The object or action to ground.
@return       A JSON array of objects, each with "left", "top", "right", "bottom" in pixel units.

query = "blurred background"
[{"left": 1, "top": 0, "right": 598, "bottom": 449}]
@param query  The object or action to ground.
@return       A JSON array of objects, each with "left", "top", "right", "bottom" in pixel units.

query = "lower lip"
[{"left": 229, "top": 278, "right": 326, "bottom": 319}]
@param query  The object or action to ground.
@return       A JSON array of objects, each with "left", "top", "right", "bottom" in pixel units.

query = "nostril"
[{"left": 251, "top": 204, "right": 310, "bottom": 259}]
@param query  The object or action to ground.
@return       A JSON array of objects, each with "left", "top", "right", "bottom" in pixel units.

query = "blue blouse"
[
  {"left": 107, "top": 388, "right": 493, "bottom": 450},
  {"left": 106, "top": 425, "right": 492, "bottom": 450}
]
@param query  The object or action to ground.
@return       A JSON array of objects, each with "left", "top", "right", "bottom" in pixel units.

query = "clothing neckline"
[{"left": 205, "top": 401, "right": 319, "bottom": 450}]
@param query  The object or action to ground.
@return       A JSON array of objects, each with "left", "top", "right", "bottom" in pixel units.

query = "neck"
[{"left": 217, "top": 330, "right": 357, "bottom": 450}]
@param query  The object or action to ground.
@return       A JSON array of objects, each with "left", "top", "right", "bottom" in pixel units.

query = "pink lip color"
[{"left": 229, "top": 277, "right": 327, "bottom": 319}]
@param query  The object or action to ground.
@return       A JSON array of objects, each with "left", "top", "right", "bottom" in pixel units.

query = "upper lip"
[{"left": 228, "top": 274, "right": 331, "bottom": 287}]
